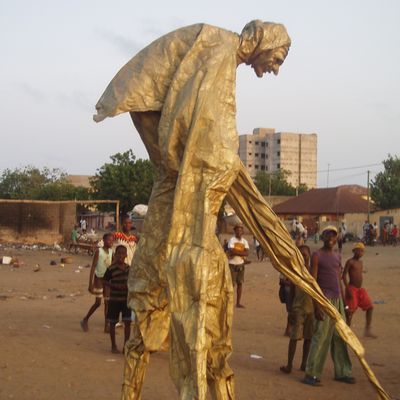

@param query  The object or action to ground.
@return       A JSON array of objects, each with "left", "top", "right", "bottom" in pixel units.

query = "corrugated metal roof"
[{"left": 273, "top": 185, "right": 371, "bottom": 215}]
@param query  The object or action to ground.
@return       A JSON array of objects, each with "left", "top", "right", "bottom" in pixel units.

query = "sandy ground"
[{"left": 0, "top": 240, "right": 399, "bottom": 400}]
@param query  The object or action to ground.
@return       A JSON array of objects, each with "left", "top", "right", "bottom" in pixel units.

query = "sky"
[{"left": 1, "top": 0, "right": 399, "bottom": 187}]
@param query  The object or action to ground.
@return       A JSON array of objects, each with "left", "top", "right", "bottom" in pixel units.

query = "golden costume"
[{"left": 94, "top": 21, "right": 389, "bottom": 400}]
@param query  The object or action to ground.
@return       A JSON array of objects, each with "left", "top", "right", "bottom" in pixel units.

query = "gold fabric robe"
[{"left": 94, "top": 22, "right": 390, "bottom": 400}]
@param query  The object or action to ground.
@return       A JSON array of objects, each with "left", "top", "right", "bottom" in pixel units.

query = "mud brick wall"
[{"left": 0, "top": 202, "right": 76, "bottom": 244}]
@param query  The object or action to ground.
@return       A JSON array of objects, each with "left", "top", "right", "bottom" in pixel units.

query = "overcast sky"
[{"left": 1, "top": 0, "right": 399, "bottom": 187}]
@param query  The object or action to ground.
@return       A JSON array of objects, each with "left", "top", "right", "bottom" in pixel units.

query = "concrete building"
[{"left": 238, "top": 128, "right": 317, "bottom": 188}]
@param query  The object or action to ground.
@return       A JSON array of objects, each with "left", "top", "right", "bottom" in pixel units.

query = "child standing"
[
  {"left": 113, "top": 215, "right": 138, "bottom": 266},
  {"left": 343, "top": 242, "right": 376, "bottom": 337},
  {"left": 103, "top": 245, "right": 131, "bottom": 353},
  {"left": 280, "top": 245, "right": 314, "bottom": 373},
  {"left": 228, "top": 224, "right": 249, "bottom": 308},
  {"left": 80, "top": 233, "right": 114, "bottom": 332}
]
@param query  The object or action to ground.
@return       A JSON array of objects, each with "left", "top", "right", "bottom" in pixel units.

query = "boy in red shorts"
[{"left": 342, "top": 242, "right": 376, "bottom": 338}]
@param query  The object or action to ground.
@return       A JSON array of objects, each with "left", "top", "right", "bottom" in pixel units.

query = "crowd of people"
[
  {"left": 77, "top": 215, "right": 383, "bottom": 391},
  {"left": 279, "top": 226, "right": 376, "bottom": 386}
]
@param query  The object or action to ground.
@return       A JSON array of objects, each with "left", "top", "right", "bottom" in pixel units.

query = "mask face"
[{"left": 251, "top": 46, "right": 288, "bottom": 77}]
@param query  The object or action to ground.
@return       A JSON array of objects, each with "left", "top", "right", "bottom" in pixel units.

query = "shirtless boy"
[{"left": 342, "top": 242, "right": 376, "bottom": 338}]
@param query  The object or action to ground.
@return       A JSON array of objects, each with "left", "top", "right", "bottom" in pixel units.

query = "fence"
[{"left": 0, "top": 199, "right": 120, "bottom": 245}]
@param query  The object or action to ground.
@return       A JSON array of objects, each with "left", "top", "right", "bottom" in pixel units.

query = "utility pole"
[
  {"left": 327, "top": 163, "right": 330, "bottom": 188},
  {"left": 367, "top": 170, "right": 370, "bottom": 223}
]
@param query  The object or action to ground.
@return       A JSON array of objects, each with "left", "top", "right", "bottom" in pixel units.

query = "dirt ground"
[{"left": 0, "top": 240, "right": 399, "bottom": 400}]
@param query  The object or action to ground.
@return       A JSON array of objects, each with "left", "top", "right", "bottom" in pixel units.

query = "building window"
[
  {"left": 261, "top": 166, "right": 265, "bottom": 170},
  {"left": 266, "top": 166, "right": 268, "bottom": 171},
  {"left": 248, "top": 164, "right": 252, "bottom": 168},
  {"left": 277, "top": 139, "right": 281, "bottom": 144},
  {"left": 255, "top": 141, "right": 259, "bottom": 145},
  {"left": 248, "top": 152, "right": 252, "bottom": 156},
  {"left": 277, "top": 163, "right": 280, "bottom": 169},
  {"left": 255, "top": 153, "right": 259, "bottom": 157},
  {"left": 255, "top": 165, "right": 259, "bottom": 169},
  {"left": 277, "top": 151, "right": 280, "bottom": 156},
  {"left": 265, "top": 142, "right": 268, "bottom": 147},
  {"left": 261, "top": 142, "right": 265, "bottom": 147},
  {"left": 261, "top": 154, "right": 265, "bottom": 159},
  {"left": 249, "top": 141, "right": 252, "bottom": 144}
]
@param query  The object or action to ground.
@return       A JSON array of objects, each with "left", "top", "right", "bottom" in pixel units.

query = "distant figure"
[
  {"left": 303, "top": 226, "right": 354, "bottom": 386},
  {"left": 382, "top": 222, "right": 389, "bottom": 246},
  {"left": 303, "top": 226, "right": 308, "bottom": 243},
  {"left": 314, "top": 220, "right": 320, "bottom": 243},
  {"left": 388, "top": 222, "right": 394, "bottom": 244},
  {"left": 103, "top": 245, "right": 131, "bottom": 353},
  {"left": 253, "top": 236, "right": 265, "bottom": 261},
  {"left": 337, "top": 227, "right": 344, "bottom": 253},
  {"left": 113, "top": 215, "right": 138, "bottom": 266},
  {"left": 372, "top": 222, "right": 378, "bottom": 243},
  {"left": 296, "top": 220, "right": 305, "bottom": 237},
  {"left": 69, "top": 225, "right": 79, "bottom": 252},
  {"left": 71, "top": 225, "right": 78, "bottom": 244},
  {"left": 362, "top": 220, "right": 370, "bottom": 242},
  {"left": 341, "top": 222, "right": 347, "bottom": 242},
  {"left": 228, "top": 224, "right": 249, "bottom": 308},
  {"left": 343, "top": 243, "right": 376, "bottom": 338},
  {"left": 291, "top": 218, "right": 298, "bottom": 239},
  {"left": 80, "top": 218, "right": 87, "bottom": 233},
  {"left": 392, "top": 225, "right": 398, "bottom": 246},
  {"left": 280, "top": 245, "right": 314, "bottom": 373},
  {"left": 80, "top": 233, "right": 114, "bottom": 332}
]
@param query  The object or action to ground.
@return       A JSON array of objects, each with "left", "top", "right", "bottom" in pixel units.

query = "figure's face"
[
  {"left": 251, "top": 46, "right": 288, "bottom": 78},
  {"left": 122, "top": 218, "right": 132, "bottom": 233},
  {"left": 104, "top": 234, "right": 114, "bottom": 249},
  {"left": 353, "top": 248, "right": 364, "bottom": 259},
  {"left": 234, "top": 227, "right": 243, "bottom": 238},
  {"left": 322, "top": 231, "right": 337, "bottom": 249},
  {"left": 115, "top": 247, "right": 127, "bottom": 263}
]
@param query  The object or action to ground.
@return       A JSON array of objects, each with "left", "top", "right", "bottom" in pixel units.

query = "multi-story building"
[{"left": 238, "top": 127, "right": 317, "bottom": 188}]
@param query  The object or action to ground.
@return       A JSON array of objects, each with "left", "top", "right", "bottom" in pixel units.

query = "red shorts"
[{"left": 346, "top": 285, "right": 373, "bottom": 312}]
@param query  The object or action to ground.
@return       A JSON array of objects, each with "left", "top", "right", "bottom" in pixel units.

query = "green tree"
[
  {"left": 0, "top": 166, "right": 88, "bottom": 200},
  {"left": 371, "top": 155, "right": 400, "bottom": 209},
  {"left": 35, "top": 181, "right": 90, "bottom": 201},
  {"left": 90, "top": 150, "right": 155, "bottom": 215},
  {"left": 254, "top": 170, "right": 308, "bottom": 196}
]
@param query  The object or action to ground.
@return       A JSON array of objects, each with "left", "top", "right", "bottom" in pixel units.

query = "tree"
[
  {"left": 254, "top": 170, "right": 308, "bottom": 196},
  {"left": 0, "top": 166, "right": 88, "bottom": 200},
  {"left": 90, "top": 150, "right": 155, "bottom": 215},
  {"left": 371, "top": 155, "right": 400, "bottom": 209},
  {"left": 36, "top": 181, "right": 90, "bottom": 201}
]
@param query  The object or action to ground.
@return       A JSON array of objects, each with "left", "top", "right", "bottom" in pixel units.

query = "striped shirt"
[{"left": 103, "top": 263, "right": 130, "bottom": 302}]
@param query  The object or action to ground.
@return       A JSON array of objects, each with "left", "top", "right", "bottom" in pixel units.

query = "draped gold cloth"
[{"left": 94, "top": 21, "right": 390, "bottom": 400}]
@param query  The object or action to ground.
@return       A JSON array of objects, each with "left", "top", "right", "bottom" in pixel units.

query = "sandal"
[
  {"left": 335, "top": 376, "right": 356, "bottom": 384},
  {"left": 302, "top": 375, "right": 322, "bottom": 386}
]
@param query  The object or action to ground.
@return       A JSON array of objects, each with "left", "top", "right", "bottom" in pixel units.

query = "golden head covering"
[
  {"left": 352, "top": 242, "right": 365, "bottom": 251},
  {"left": 238, "top": 20, "right": 291, "bottom": 64},
  {"left": 321, "top": 225, "right": 338, "bottom": 235}
]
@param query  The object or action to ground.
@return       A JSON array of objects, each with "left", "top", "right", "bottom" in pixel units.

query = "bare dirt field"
[{"left": 0, "top": 240, "right": 399, "bottom": 400}]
